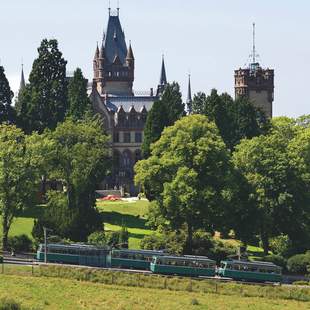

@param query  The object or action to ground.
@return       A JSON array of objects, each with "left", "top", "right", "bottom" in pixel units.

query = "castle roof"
[
  {"left": 103, "top": 14, "right": 127, "bottom": 65},
  {"left": 106, "top": 96, "right": 157, "bottom": 113}
]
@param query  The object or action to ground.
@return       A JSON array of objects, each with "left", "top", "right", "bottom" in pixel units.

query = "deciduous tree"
[
  {"left": 0, "top": 125, "right": 38, "bottom": 250},
  {"left": 136, "top": 114, "right": 234, "bottom": 252},
  {"left": 0, "top": 66, "right": 15, "bottom": 124}
]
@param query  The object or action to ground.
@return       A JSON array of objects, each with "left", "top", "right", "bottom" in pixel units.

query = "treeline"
[
  {"left": 0, "top": 39, "right": 111, "bottom": 250},
  {"left": 136, "top": 85, "right": 310, "bottom": 261}
]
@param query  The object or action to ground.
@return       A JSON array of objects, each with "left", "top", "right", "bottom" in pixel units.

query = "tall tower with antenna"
[{"left": 234, "top": 23, "right": 274, "bottom": 118}]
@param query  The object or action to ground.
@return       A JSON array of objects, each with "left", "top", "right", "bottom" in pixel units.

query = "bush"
[
  {"left": 8, "top": 235, "right": 33, "bottom": 253},
  {"left": 0, "top": 298, "right": 22, "bottom": 310},
  {"left": 287, "top": 252, "right": 310, "bottom": 274},
  {"left": 269, "top": 234, "right": 292, "bottom": 257},
  {"left": 293, "top": 281, "right": 309, "bottom": 286},
  {"left": 88, "top": 231, "right": 106, "bottom": 246},
  {"left": 140, "top": 231, "right": 186, "bottom": 254}
]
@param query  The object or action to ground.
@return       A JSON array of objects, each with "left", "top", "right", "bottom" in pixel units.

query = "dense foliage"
[
  {"left": 0, "top": 66, "right": 15, "bottom": 124},
  {"left": 141, "top": 82, "right": 184, "bottom": 158},
  {"left": 0, "top": 125, "right": 39, "bottom": 250},
  {"left": 32, "top": 117, "right": 111, "bottom": 241},
  {"left": 16, "top": 39, "right": 68, "bottom": 133},
  {"left": 136, "top": 115, "right": 235, "bottom": 252},
  {"left": 67, "top": 68, "right": 92, "bottom": 120},
  {"left": 192, "top": 89, "right": 270, "bottom": 150},
  {"left": 233, "top": 117, "right": 310, "bottom": 254}
]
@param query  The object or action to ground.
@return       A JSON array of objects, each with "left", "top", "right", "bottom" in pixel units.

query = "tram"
[
  {"left": 36, "top": 243, "right": 111, "bottom": 268},
  {"left": 111, "top": 249, "right": 165, "bottom": 270},
  {"left": 150, "top": 255, "right": 216, "bottom": 277},
  {"left": 217, "top": 259, "right": 282, "bottom": 283}
]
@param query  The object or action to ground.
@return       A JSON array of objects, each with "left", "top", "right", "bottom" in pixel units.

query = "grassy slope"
[
  {"left": 96, "top": 199, "right": 153, "bottom": 248},
  {"left": 2, "top": 200, "right": 264, "bottom": 256},
  {"left": 0, "top": 274, "right": 308, "bottom": 310}
]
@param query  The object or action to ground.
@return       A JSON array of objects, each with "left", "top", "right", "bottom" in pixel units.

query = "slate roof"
[
  {"left": 105, "top": 96, "right": 157, "bottom": 112},
  {"left": 103, "top": 15, "right": 127, "bottom": 65}
]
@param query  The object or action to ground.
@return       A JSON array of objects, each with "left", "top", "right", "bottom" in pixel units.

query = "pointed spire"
[
  {"left": 126, "top": 41, "right": 134, "bottom": 60},
  {"left": 94, "top": 43, "right": 99, "bottom": 60},
  {"left": 186, "top": 74, "right": 192, "bottom": 114},
  {"left": 19, "top": 64, "right": 25, "bottom": 92},
  {"left": 99, "top": 42, "right": 105, "bottom": 59},
  {"left": 159, "top": 55, "right": 167, "bottom": 85}
]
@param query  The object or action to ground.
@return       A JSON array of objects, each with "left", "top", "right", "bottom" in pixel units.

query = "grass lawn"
[
  {"left": 96, "top": 199, "right": 153, "bottom": 248},
  {"left": 0, "top": 274, "right": 308, "bottom": 310}
]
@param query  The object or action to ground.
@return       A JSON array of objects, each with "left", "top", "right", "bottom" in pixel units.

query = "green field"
[
  {"left": 0, "top": 200, "right": 153, "bottom": 248},
  {"left": 0, "top": 273, "right": 309, "bottom": 310},
  {"left": 2, "top": 200, "right": 263, "bottom": 255},
  {"left": 97, "top": 199, "right": 153, "bottom": 248}
]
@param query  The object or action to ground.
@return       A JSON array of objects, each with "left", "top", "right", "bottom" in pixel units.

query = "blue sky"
[{"left": 1, "top": 0, "right": 309, "bottom": 117}]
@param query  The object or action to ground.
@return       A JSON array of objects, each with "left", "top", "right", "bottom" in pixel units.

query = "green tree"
[
  {"left": 141, "top": 82, "right": 184, "bottom": 158},
  {"left": 192, "top": 89, "right": 270, "bottom": 150},
  {"left": 16, "top": 39, "right": 67, "bottom": 133},
  {"left": 67, "top": 68, "right": 92, "bottom": 120},
  {"left": 233, "top": 117, "right": 309, "bottom": 254},
  {"left": 135, "top": 115, "right": 234, "bottom": 252},
  {"left": 0, "top": 66, "right": 15, "bottom": 124},
  {"left": 36, "top": 117, "right": 111, "bottom": 241},
  {"left": 0, "top": 125, "right": 38, "bottom": 249}
]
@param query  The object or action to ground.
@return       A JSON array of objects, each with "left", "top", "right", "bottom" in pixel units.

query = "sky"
[{"left": 1, "top": 0, "right": 309, "bottom": 117}]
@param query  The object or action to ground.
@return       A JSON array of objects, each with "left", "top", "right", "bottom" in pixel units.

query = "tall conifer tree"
[
  {"left": 16, "top": 39, "right": 67, "bottom": 133},
  {"left": 67, "top": 68, "right": 92, "bottom": 120},
  {"left": 0, "top": 66, "right": 16, "bottom": 124},
  {"left": 142, "top": 82, "right": 184, "bottom": 158}
]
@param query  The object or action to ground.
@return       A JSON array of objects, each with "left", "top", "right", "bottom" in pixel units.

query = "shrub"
[
  {"left": 8, "top": 235, "right": 33, "bottom": 253},
  {"left": 0, "top": 298, "right": 22, "bottom": 310},
  {"left": 88, "top": 231, "right": 106, "bottom": 246},
  {"left": 293, "top": 281, "right": 309, "bottom": 286},
  {"left": 287, "top": 252, "right": 310, "bottom": 274},
  {"left": 209, "top": 241, "right": 236, "bottom": 263},
  {"left": 269, "top": 234, "right": 292, "bottom": 257}
]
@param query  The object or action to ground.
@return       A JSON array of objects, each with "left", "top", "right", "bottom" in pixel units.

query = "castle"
[
  {"left": 18, "top": 12, "right": 274, "bottom": 196},
  {"left": 89, "top": 8, "right": 170, "bottom": 194}
]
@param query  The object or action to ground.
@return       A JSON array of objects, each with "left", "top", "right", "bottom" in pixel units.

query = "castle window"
[
  {"left": 108, "top": 72, "right": 112, "bottom": 77},
  {"left": 124, "top": 132, "right": 131, "bottom": 143},
  {"left": 117, "top": 72, "right": 120, "bottom": 77},
  {"left": 135, "top": 132, "right": 142, "bottom": 143},
  {"left": 113, "top": 132, "right": 120, "bottom": 143}
]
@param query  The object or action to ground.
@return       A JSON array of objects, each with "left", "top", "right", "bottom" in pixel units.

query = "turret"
[
  {"left": 126, "top": 41, "right": 135, "bottom": 68},
  {"left": 93, "top": 44, "right": 100, "bottom": 78}
]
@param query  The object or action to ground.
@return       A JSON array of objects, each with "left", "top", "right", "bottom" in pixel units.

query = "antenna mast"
[{"left": 252, "top": 22, "right": 256, "bottom": 63}]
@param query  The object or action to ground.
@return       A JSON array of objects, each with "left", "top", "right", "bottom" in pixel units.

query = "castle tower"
[
  {"left": 93, "top": 8, "right": 134, "bottom": 96},
  {"left": 234, "top": 23, "right": 274, "bottom": 118}
]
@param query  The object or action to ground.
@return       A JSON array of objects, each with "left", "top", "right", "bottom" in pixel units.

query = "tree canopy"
[
  {"left": 141, "top": 82, "right": 184, "bottom": 158},
  {"left": 34, "top": 117, "right": 111, "bottom": 241},
  {"left": 0, "top": 66, "right": 16, "bottom": 124},
  {"left": 233, "top": 117, "right": 310, "bottom": 254},
  {"left": 135, "top": 114, "right": 234, "bottom": 252},
  {"left": 16, "top": 39, "right": 68, "bottom": 133},
  {"left": 67, "top": 68, "right": 92, "bottom": 120},
  {"left": 0, "top": 125, "right": 38, "bottom": 249},
  {"left": 192, "top": 89, "right": 270, "bottom": 150}
]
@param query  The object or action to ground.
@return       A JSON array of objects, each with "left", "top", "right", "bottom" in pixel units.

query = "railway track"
[{"left": 1, "top": 258, "right": 306, "bottom": 288}]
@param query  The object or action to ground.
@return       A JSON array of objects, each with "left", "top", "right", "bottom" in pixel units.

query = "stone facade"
[
  {"left": 90, "top": 10, "right": 165, "bottom": 195},
  {"left": 234, "top": 63, "right": 274, "bottom": 118}
]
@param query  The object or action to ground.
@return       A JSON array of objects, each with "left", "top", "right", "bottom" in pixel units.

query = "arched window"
[
  {"left": 122, "top": 150, "right": 133, "bottom": 168},
  {"left": 134, "top": 149, "right": 142, "bottom": 163}
]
